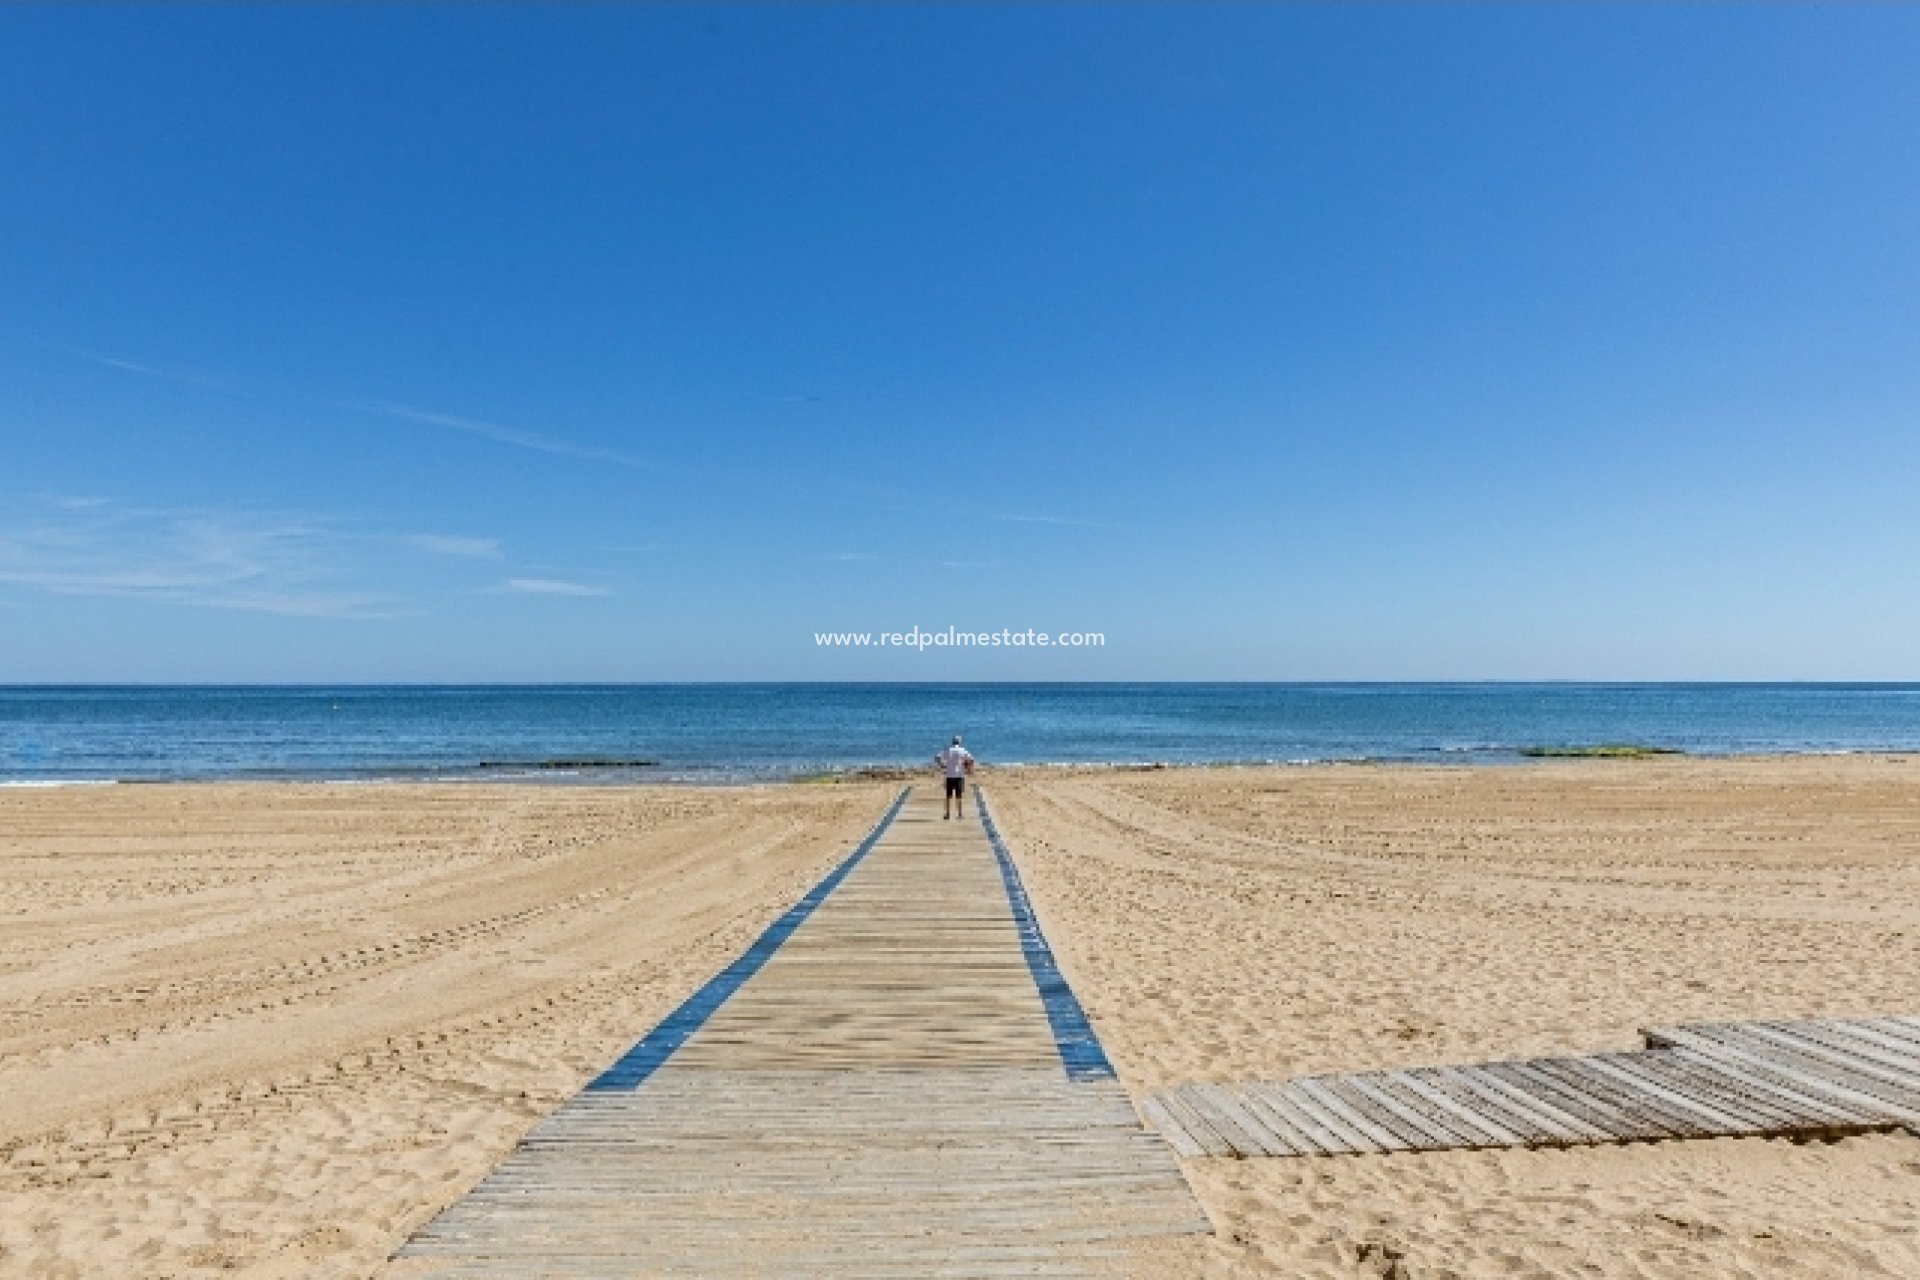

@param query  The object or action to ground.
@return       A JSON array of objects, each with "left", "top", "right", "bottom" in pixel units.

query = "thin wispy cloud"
[
  {"left": 500, "top": 577, "right": 610, "bottom": 597},
  {"left": 0, "top": 499, "right": 509, "bottom": 619},
  {"left": 47, "top": 338, "right": 1142, "bottom": 532},
  {"left": 0, "top": 502, "right": 384, "bottom": 617},
  {"left": 991, "top": 512, "right": 1125, "bottom": 529},
  {"left": 347, "top": 400, "right": 657, "bottom": 471},
  {"left": 52, "top": 343, "right": 248, "bottom": 396},
  {"left": 406, "top": 533, "right": 502, "bottom": 557},
  {"left": 47, "top": 340, "right": 658, "bottom": 474},
  {"left": 829, "top": 552, "right": 878, "bottom": 562}
]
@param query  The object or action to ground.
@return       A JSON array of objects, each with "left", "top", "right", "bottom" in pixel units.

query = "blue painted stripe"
[
  {"left": 587, "top": 786, "right": 911, "bottom": 1091},
  {"left": 975, "top": 788, "right": 1118, "bottom": 1083}
]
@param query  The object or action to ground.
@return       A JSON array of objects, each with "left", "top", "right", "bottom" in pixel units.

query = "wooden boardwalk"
[
  {"left": 1143, "top": 1015, "right": 1920, "bottom": 1159},
  {"left": 391, "top": 787, "right": 1206, "bottom": 1277}
]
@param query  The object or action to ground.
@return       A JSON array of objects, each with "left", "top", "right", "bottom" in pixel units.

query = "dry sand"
[
  {"left": 991, "top": 756, "right": 1920, "bottom": 1278},
  {"left": 0, "top": 781, "right": 893, "bottom": 1279},
  {"left": 4, "top": 757, "right": 1919, "bottom": 1278}
]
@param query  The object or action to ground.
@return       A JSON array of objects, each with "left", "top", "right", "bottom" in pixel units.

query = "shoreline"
[{"left": 5, "top": 746, "right": 1918, "bottom": 789}]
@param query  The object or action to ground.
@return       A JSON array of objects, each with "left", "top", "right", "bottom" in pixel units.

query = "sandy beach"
[
  {"left": 0, "top": 781, "right": 895, "bottom": 1278},
  {"left": 994, "top": 756, "right": 1920, "bottom": 1278},
  {"left": 5, "top": 757, "right": 1920, "bottom": 1278}
]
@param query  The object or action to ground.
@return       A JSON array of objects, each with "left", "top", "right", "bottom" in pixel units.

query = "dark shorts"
[{"left": 945, "top": 776, "right": 966, "bottom": 798}]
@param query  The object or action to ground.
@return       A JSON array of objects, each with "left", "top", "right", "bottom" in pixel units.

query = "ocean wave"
[{"left": 0, "top": 779, "right": 118, "bottom": 788}]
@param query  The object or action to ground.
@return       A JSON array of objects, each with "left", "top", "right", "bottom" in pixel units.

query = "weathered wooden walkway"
[
  {"left": 1143, "top": 1015, "right": 1920, "bottom": 1159},
  {"left": 391, "top": 787, "right": 1206, "bottom": 1277}
]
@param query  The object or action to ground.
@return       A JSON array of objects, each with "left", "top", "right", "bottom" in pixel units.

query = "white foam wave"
[{"left": 0, "top": 779, "right": 118, "bottom": 788}]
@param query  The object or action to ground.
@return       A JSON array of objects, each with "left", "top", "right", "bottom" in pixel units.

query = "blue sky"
[{"left": 2, "top": 4, "right": 1916, "bottom": 681}]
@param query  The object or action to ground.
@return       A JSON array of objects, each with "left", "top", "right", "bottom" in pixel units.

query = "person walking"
[{"left": 936, "top": 735, "right": 975, "bottom": 819}]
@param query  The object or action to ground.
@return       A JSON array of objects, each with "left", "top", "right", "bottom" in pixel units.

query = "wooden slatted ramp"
[
  {"left": 1142, "top": 1015, "right": 1920, "bottom": 1159},
  {"left": 390, "top": 787, "right": 1207, "bottom": 1278}
]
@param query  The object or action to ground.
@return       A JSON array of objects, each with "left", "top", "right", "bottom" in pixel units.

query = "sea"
[{"left": 2, "top": 683, "right": 1917, "bottom": 785}]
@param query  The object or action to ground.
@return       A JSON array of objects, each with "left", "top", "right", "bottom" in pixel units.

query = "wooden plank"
[
  {"left": 1711, "top": 1026, "right": 1920, "bottom": 1113},
  {"left": 1228, "top": 1087, "right": 1323, "bottom": 1155},
  {"left": 1528, "top": 1057, "right": 1706, "bottom": 1138},
  {"left": 1428, "top": 1066, "right": 1575, "bottom": 1144},
  {"left": 1183, "top": 1085, "right": 1286, "bottom": 1158},
  {"left": 1581, "top": 1054, "right": 1768, "bottom": 1132},
  {"left": 1353, "top": 1072, "right": 1489, "bottom": 1148},
  {"left": 1626, "top": 1051, "right": 1822, "bottom": 1129},
  {"left": 1342, "top": 1074, "right": 1465, "bottom": 1150},
  {"left": 1861, "top": 1017, "right": 1920, "bottom": 1052},
  {"left": 1472, "top": 1060, "right": 1628, "bottom": 1141},
  {"left": 1319, "top": 1076, "right": 1435, "bottom": 1151},
  {"left": 1397, "top": 1066, "right": 1528, "bottom": 1143},
  {"left": 1665, "top": 1048, "right": 1883, "bottom": 1128},
  {"left": 1135, "top": 1094, "right": 1207, "bottom": 1159},
  {"left": 1652, "top": 1027, "right": 1920, "bottom": 1124},
  {"left": 1241, "top": 1083, "right": 1347, "bottom": 1155},
  {"left": 1131, "top": 1013, "right": 1920, "bottom": 1167},
  {"left": 1197, "top": 1085, "right": 1300, "bottom": 1157},
  {"left": 1267, "top": 1082, "right": 1373, "bottom": 1154},
  {"left": 1294, "top": 1077, "right": 1408, "bottom": 1153},
  {"left": 1153, "top": 1089, "right": 1238, "bottom": 1158},
  {"left": 1823, "top": 1019, "right": 1920, "bottom": 1060},
  {"left": 1493, "top": 1060, "right": 1661, "bottom": 1141},
  {"left": 1762, "top": 1022, "right": 1920, "bottom": 1089},
  {"left": 1452, "top": 1064, "right": 1611, "bottom": 1144},
  {"left": 1745, "top": 1021, "right": 1920, "bottom": 1080}
]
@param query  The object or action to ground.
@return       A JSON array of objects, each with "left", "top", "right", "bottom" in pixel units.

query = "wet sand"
[{"left": 5, "top": 757, "right": 1919, "bottom": 1277}]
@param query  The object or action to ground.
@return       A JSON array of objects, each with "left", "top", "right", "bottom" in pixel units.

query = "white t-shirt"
[{"left": 939, "top": 745, "right": 973, "bottom": 778}]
